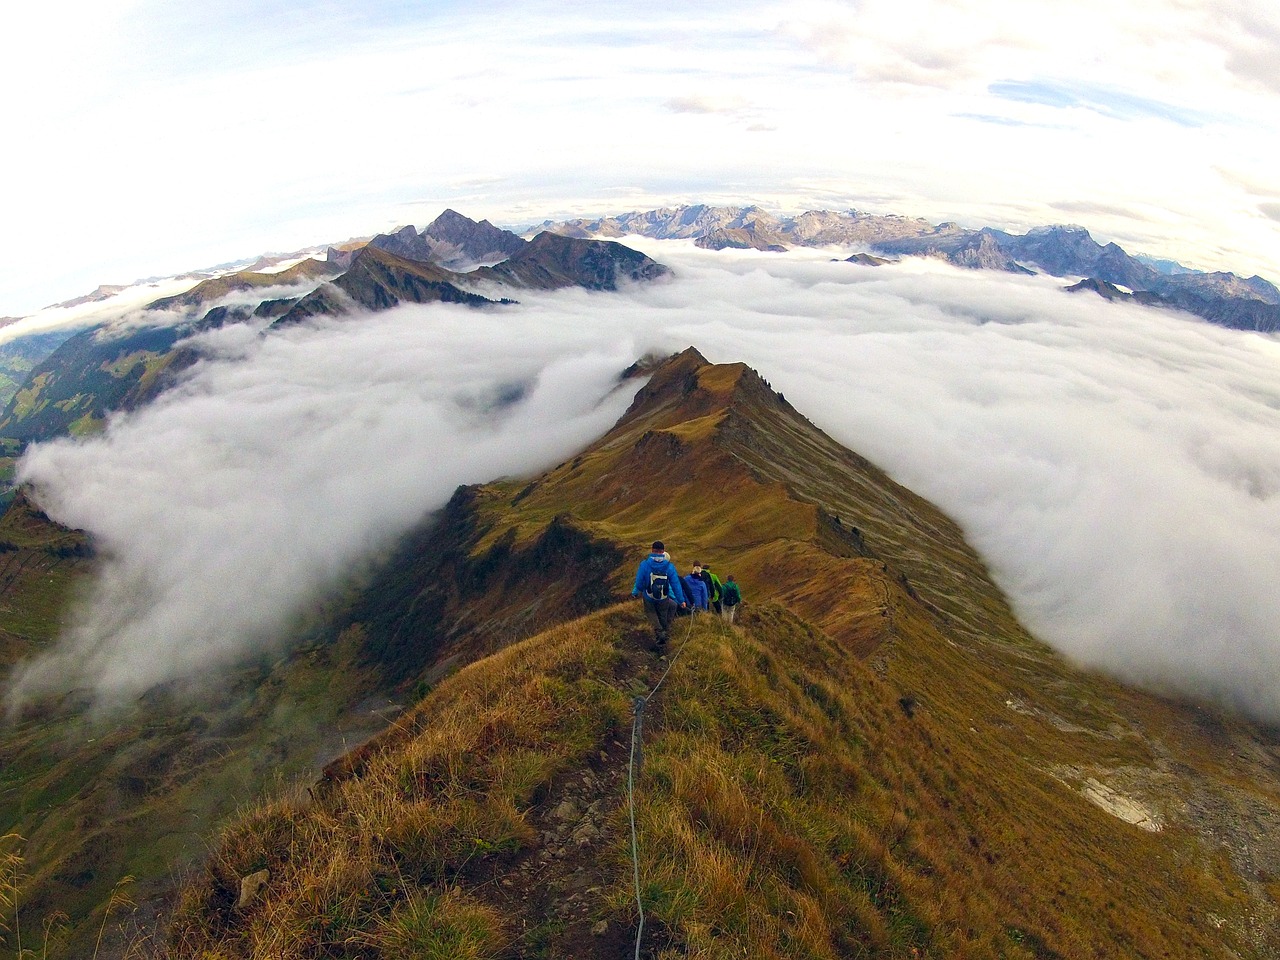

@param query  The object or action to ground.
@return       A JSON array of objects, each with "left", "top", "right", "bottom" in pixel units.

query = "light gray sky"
[{"left": 2, "top": 0, "right": 1278, "bottom": 315}]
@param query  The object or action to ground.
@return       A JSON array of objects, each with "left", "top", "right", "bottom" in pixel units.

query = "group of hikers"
[{"left": 630, "top": 540, "right": 744, "bottom": 649}]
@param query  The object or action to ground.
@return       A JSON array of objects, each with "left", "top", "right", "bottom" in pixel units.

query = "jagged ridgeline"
[
  {"left": 544, "top": 204, "right": 1280, "bottom": 333},
  {"left": 0, "top": 211, "right": 668, "bottom": 458},
  {"left": 144, "top": 351, "right": 1277, "bottom": 959}
]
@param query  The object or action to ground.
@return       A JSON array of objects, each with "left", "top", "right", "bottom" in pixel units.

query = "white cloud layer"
[
  {"left": 10, "top": 242, "right": 1280, "bottom": 723},
  {"left": 9, "top": 310, "right": 642, "bottom": 704}
]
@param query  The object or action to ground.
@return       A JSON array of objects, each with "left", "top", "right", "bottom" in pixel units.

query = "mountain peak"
[
  {"left": 1027, "top": 222, "right": 1092, "bottom": 237},
  {"left": 614, "top": 347, "right": 730, "bottom": 428},
  {"left": 421, "top": 208, "right": 526, "bottom": 265},
  {"left": 473, "top": 231, "right": 671, "bottom": 290},
  {"left": 423, "top": 207, "right": 479, "bottom": 234}
]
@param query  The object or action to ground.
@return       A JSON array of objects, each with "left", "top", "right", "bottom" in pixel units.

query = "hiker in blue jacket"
[
  {"left": 682, "top": 572, "right": 709, "bottom": 612},
  {"left": 632, "top": 540, "right": 687, "bottom": 649}
]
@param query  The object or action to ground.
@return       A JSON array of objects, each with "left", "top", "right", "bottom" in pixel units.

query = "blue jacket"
[
  {"left": 682, "top": 574, "right": 709, "bottom": 610},
  {"left": 632, "top": 553, "right": 687, "bottom": 605}
]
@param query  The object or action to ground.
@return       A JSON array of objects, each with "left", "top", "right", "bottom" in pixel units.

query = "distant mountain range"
[
  {"left": 0, "top": 212, "right": 669, "bottom": 448},
  {"left": 0, "top": 200, "right": 1276, "bottom": 459},
  {"left": 541, "top": 205, "right": 1280, "bottom": 334}
]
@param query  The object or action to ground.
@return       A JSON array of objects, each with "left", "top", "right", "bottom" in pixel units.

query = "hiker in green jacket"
[
  {"left": 720, "top": 575, "right": 742, "bottom": 625},
  {"left": 697, "top": 563, "right": 724, "bottom": 615}
]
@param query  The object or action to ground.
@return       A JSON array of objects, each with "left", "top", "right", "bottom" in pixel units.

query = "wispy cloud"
[
  {"left": 988, "top": 79, "right": 1215, "bottom": 127},
  {"left": 663, "top": 94, "right": 750, "bottom": 115},
  {"left": 951, "top": 113, "right": 1038, "bottom": 128},
  {"left": 12, "top": 242, "right": 1280, "bottom": 723},
  {"left": 1049, "top": 199, "right": 1149, "bottom": 222}
]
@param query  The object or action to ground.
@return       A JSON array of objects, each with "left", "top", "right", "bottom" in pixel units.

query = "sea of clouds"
[{"left": 9, "top": 240, "right": 1280, "bottom": 720}]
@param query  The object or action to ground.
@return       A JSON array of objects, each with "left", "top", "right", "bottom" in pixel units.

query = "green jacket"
[
  {"left": 721, "top": 580, "right": 742, "bottom": 606},
  {"left": 701, "top": 570, "right": 722, "bottom": 602}
]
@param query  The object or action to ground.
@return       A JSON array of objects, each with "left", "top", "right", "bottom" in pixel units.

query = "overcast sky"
[
  {"left": 11, "top": 244, "right": 1280, "bottom": 721},
  {"left": 1, "top": 0, "right": 1278, "bottom": 316}
]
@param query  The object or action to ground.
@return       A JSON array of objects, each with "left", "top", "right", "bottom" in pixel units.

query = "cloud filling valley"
[{"left": 10, "top": 241, "right": 1280, "bottom": 720}]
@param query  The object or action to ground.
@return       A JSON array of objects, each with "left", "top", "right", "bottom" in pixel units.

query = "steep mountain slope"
[
  {"left": 0, "top": 495, "right": 408, "bottom": 960},
  {"left": 0, "top": 334, "right": 74, "bottom": 414},
  {"left": 365, "top": 211, "right": 527, "bottom": 270},
  {"left": 0, "top": 324, "right": 190, "bottom": 442},
  {"left": 272, "top": 246, "right": 502, "bottom": 326},
  {"left": 367, "top": 225, "right": 437, "bottom": 263},
  {"left": 158, "top": 350, "right": 1280, "bottom": 959},
  {"left": 145, "top": 259, "right": 339, "bottom": 313}
]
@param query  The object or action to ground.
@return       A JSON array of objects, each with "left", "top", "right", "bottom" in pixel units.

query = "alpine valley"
[{"left": 1, "top": 208, "right": 1279, "bottom": 960}]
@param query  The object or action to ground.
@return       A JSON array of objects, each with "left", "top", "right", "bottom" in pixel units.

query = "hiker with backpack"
[
  {"left": 682, "top": 571, "right": 709, "bottom": 612},
  {"left": 695, "top": 563, "right": 723, "bottom": 615},
  {"left": 720, "top": 575, "right": 743, "bottom": 624},
  {"left": 632, "top": 540, "right": 687, "bottom": 649}
]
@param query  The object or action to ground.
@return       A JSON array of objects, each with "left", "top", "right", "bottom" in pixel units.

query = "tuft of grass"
[
  {"left": 374, "top": 888, "right": 505, "bottom": 960},
  {"left": 0, "top": 834, "right": 23, "bottom": 956}
]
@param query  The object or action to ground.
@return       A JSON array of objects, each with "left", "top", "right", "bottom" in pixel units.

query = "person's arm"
[
  {"left": 632, "top": 559, "right": 649, "bottom": 596},
  {"left": 668, "top": 564, "right": 687, "bottom": 605}
]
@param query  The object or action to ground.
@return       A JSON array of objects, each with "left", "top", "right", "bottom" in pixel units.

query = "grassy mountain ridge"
[
  {"left": 154, "top": 349, "right": 1280, "bottom": 958},
  {"left": 145, "top": 260, "right": 339, "bottom": 313}
]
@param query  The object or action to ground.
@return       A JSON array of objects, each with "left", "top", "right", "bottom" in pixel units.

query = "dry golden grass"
[
  {"left": 165, "top": 607, "right": 636, "bottom": 959},
  {"left": 163, "top": 591, "right": 1265, "bottom": 959},
  {"left": 625, "top": 604, "right": 1259, "bottom": 959}
]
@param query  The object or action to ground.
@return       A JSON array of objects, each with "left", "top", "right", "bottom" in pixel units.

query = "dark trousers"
[{"left": 642, "top": 595, "right": 678, "bottom": 642}]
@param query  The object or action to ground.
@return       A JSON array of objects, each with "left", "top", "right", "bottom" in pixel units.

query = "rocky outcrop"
[
  {"left": 368, "top": 225, "right": 436, "bottom": 262},
  {"left": 843, "top": 253, "right": 894, "bottom": 266},
  {"left": 272, "top": 246, "right": 498, "bottom": 326},
  {"left": 471, "top": 231, "right": 670, "bottom": 291}
]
